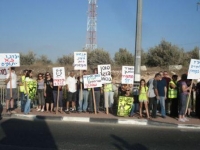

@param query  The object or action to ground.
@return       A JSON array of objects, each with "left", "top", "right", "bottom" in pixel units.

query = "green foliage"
[
  {"left": 87, "top": 49, "right": 113, "bottom": 69},
  {"left": 114, "top": 48, "right": 134, "bottom": 66},
  {"left": 141, "top": 50, "right": 148, "bottom": 65},
  {"left": 145, "top": 40, "right": 185, "bottom": 67},
  {"left": 36, "top": 55, "right": 52, "bottom": 65},
  {"left": 57, "top": 54, "right": 74, "bottom": 65},
  {"left": 20, "top": 51, "right": 36, "bottom": 65}
]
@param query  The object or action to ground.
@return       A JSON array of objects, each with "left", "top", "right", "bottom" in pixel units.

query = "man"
[
  {"left": 78, "top": 70, "right": 89, "bottom": 112},
  {"left": 18, "top": 69, "right": 28, "bottom": 112},
  {"left": 5, "top": 67, "right": 18, "bottom": 114},
  {"left": 155, "top": 72, "right": 167, "bottom": 118},
  {"left": 168, "top": 75, "right": 178, "bottom": 117},
  {"left": 147, "top": 74, "right": 160, "bottom": 118},
  {"left": 65, "top": 70, "right": 77, "bottom": 113}
]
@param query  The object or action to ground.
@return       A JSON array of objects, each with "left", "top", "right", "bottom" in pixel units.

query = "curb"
[{"left": 2, "top": 113, "right": 200, "bottom": 129}]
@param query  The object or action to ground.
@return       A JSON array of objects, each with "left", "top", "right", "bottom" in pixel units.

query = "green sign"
[
  {"left": 117, "top": 96, "right": 134, "bottom": 117},
  {"left": 27, "top": 80, "right": 37, "bottom": 100}
]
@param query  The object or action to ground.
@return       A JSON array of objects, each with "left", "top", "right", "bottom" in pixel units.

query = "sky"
[{"left": 0, "top": 0, "right": 200, "bottom": 62}]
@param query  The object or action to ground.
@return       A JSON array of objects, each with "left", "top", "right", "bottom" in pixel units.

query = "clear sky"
[{"left": 0, "top": 0, "right": 200, "bottom": 62}]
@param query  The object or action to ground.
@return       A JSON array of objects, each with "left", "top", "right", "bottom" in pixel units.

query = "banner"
[
  {"left": 83, "top": 74, "right": 102, "bottom": 88},
  {"left": 121, "top": 66, "right": 134, "bottom": 84},
  {"left": 187, "top": 59, "right": 200, "bottom": 79},
  {"left": 52, "top": 67, "right": 66, "bottom": 86},
  {"left": 0, "top": 67, "right": 9, "bottom": 79},
  {"left": 74, "top": 52, "right": 87, "bottom": 70},
  {"left": 98, "top": 64, "right": 111, "bottom": 84},
  {"left": 0, "top": 53, "right": 20, "bottom": 67},
  {"left": 117, "top": 96, "right": 134, "bottom": 116},
  {"left": 27, "top": 80, "right": 37, "bottom": 100}
]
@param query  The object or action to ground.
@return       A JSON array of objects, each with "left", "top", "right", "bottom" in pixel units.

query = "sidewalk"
[{"left": 1, "top": 108, "right": 200, "bottom": 129}]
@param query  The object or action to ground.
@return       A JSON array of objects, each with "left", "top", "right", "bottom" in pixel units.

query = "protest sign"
[
  {"left": 83, "top": 74, "right": 102, "bottom": 88},
  {"left": 52, "top": 67, "right": 66, "bottom": 86},
  {"left": 0, "top": 53, "right": 20, "bottom": 67},
  {"left": 117, "top": 96, "right": 134, "bottom": 116},
  {"left": 187, "top": 59, "right": 200, "bottom": 79},
  {"left": 0, "top": 67, "right": 9, "bottom": 79},
  {"left": 98, "top": 64, "right": 111, "bottom": 84},
  {"left": 121, "top": 66, "right": 134, "bottom": 84},
  {"left": 74, "top": 52, "right": 87, "bottom": 70}
]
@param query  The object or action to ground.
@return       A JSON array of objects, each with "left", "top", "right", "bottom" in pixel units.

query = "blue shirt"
[{"left": 157, "top": 79, "right": 167, "bottom": 96}]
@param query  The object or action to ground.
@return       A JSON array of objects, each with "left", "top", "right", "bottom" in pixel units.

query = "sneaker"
[
  {"left": 178, "top": 118, "right": 185, "bottom": 122},
  {"left": 183, "top": 117, "right": 189, "bottom": 122},
  {"left": 37, "top": 109, "right": 41, "bottom": 112},
  {"left": 10, "top": 110, "right": 16, "bottom": 114},
  {"left": 65, "top": 109, "right": 69, "bottom": 112},
  {"left": 6, "top": 111, "right": 11, "bottom": 115},
  {"left": 41, "top": 109, "right": 44, "bottom": 112}
]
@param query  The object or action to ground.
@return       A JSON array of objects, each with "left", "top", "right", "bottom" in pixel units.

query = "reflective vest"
[
  {"left": 104, "top": 83, "right": 112, "bottom": 92},
  {"left": 168, "top": 80, "right": 177, "bottom": 98},
  {"left": 19, "top": 75, "right": 25, "bottom": 92}
]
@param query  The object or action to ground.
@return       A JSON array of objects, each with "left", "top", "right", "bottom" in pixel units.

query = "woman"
[
  {"left": 178, "top": 74, "right": 190, "bottom": 122},
  {"left": 44, "top": 72, "right": 54, "bottom": 113},
  {"left": 138, "top": 79, "right": 150, "bottom": 119},
  {"left": 24, "top": 70, "right": 36, "bottom": 115},
  {"left": 37, "top": 73, "right": 45, "bottom": 112}
]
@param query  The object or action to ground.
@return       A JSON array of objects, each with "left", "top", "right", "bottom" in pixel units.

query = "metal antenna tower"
[{"left": 85, "top": 0, "right": 98, "bottom": 50}]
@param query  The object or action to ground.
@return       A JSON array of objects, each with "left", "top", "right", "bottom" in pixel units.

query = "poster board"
[
  {"left": 117, "top": 96, "right": 134, "bottom": 116},
  {"left": 98, "top": 64, "right": 111, "bottom": 84},
  {"left": 74, "top": 52, "right": 87, "bottom": 70},
  {"left": 0, "top": 67, "right": 9, "bottom": 79},
  {"left": 83, "top": 74, "right": 102, "bottom": 88},
  {"left": 187, "top": 59, "right": 200, "bottom": 79},
  {"left": 52, "top": 67, "right": 66, "bottom": 86},
  {"left": 121, "top": 66, "right": 134, "bottom": 84},
  {"left": 0, "top": 53, "right": 20, "bottom": 67}
]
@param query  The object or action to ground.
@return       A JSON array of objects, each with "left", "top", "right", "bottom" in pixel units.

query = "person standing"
[
  {"left": 65, "top": 70, "right": 77, "bottom": 113},
  {"left": 18, "top": 69, "right": 28, "bottom": 112},
  {"left": 37, "top": 73, "right": 45, "bottom": 112},
  {"left": 44, "top": 72, "right": 54, "bottom": 113},
  {"left": 5, "top": 67, "right": 18, "bottom": 114}
]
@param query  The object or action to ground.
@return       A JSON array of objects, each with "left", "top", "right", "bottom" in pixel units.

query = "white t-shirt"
[
  {"left": 66, "top": 76, "right": 77, "bottom": 92},
  {"left": 6, "top": 72, "right": 17, "bottom": 88}
]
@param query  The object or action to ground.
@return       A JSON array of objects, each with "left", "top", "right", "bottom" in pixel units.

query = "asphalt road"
[{"left": 0, "top": 118, "right": 200, "bottom": 150}]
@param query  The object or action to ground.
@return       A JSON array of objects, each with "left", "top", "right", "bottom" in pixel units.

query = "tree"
[
  {"left": 36, "top": 55, "right": 52, "bottom": 65},
  {"left": 20, "top": 51, "right": 36, "bottom": 65},
  {"left": 57, "top": 54, "right": 74, "bottom": 65},
  {"left": 145, "top": 40, "right": 185, "bottom": 67},
  {"left": 87, "top": 49, "right": 113, "bottom": 69},
  {"left": 114, "top": 48, "right": 134, "bottom": 66}
]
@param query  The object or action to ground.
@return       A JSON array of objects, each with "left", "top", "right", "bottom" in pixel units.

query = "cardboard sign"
[
  {"left": 52, "top": 67, "right": 66, "bottom": 86},
  {"left": 98, "top": 64, "right": 111, "bottom": 84},
  {"left": 74, "top": 52, "right": 87, "bottom": 70},
  {"left": 121, "top": 66, "right": 134, "bottom": 84},
  {"left": 117, "top": 96, "right": 134, "bottom": 117},
  {"left": 0, "top": 53, "right": 20, "bottom": 67},
  {"left": 83, "top": 74, "right": 102, "bottom": 88},
  {"left": 0, "top": 67, "right": 9, "bottom": 79},
  {"left": 187, "top": 59, "right": 200, "bottom": 79}
]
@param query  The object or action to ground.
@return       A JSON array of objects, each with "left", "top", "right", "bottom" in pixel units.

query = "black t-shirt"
[{"left": 45, "top": 78, "right": 53, "bottom": 92}]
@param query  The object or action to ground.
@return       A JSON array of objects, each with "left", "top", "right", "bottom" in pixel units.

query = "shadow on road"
[
  {"left": 0, "top": 118, "right": 58, "bottom": 150},
  {"left": 111, "top": 134, "right": 148, "bottom": 150}
]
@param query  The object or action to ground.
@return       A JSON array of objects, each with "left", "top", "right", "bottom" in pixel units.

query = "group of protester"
[{"left": 3, "top": 68, "right": 200, "bottom": 122}]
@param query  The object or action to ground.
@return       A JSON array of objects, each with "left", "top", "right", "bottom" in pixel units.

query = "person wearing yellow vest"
[
  {"left": 168, "top": 75, "right": 178, "bottom": 117},
  {"left": 18, "top": 69, "right": 28, "bottom": 112}
]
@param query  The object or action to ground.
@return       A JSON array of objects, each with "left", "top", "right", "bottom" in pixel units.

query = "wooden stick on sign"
[
  {"left": 80, "top": 70, "right": 82, "bottom": 101},
  {"left": 92, "top": 88, "right": 97, "bottom": 114},
  {"left": 185, "top": 79, "right": 194, "bottom": 115},
  {"left": 10, "top": 67, "right": 12, "bottom": 99},
  {"left": 56, "top": 86, "right": 60, "bottom": 114}
]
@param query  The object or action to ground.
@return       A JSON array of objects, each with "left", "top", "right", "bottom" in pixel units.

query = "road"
[{"left": 0, "top": 118, "right": 200, "bottom": 150}]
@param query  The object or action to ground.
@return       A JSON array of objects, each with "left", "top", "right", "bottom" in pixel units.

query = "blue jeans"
[
  {"left": 24, "top": 96, "right": 31, "bottom": 114},
  {"left": 79, "top": 90, "right": 89, "bottom": 112},
  {"left": 157, "top": 96, "right": 166, "bottom": 117},
  {"left": 20, "top": 92, "right": 26, "bottom": 112}
]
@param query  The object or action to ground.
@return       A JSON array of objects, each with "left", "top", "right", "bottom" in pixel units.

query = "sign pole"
[
  {"left": 185, "top": 79, "right": 193, "bottom": 115},
  {"left": 10, "top": 67, "right": 12, "bottom": 98},
  {"left": 92, "top": 88, "right": 97, "bottom": 114},
  {"left": 56, "top": 86, "right": 60, "bottom": 114},
  {"left": 80, "top": 70, "right": 82, "bottom": 101}
]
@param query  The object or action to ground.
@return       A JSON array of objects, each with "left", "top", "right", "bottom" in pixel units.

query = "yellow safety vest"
[
  {"left": 19, "top": 75, "right": 25, "bottom": 92},
  {"left": 168, "top": 81, "right": 177, "bottom": 99},
  {"left": 104, "top": 83, "right": 112, "bottom": 92}
]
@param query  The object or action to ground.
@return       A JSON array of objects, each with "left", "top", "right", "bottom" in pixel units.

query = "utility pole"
[
  {"left": 134, "top": 0, "right": 143, "bottom": 84},
  {"left": 197, "top": 2, "right": 200, "bottom": 11}
]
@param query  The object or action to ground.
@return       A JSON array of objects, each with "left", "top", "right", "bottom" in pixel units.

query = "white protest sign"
[
  {"left": 83, "top": 74, "right": 102, "bottom": 88},
  {"left": 0, "top": 67, "right": 9, "bottom": 79},
  {"left": 74, "top": 52, "right": 87, "bottom": 70},
  {"left": 98, "top": 64, "right": 112, "bottom": 84},
  {"left": 0, "top": 53, "right": 20, "bottom": 67},
  {"left": 187, "top": 59, "right": 200, "bottom": 79},
  {"left": 52, "top": 67, "right": 66, "bottom": 86},
  {"left": 121, "top": 66, "right": 134, "bottom": 84}
]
